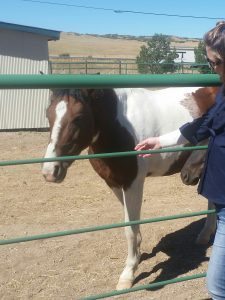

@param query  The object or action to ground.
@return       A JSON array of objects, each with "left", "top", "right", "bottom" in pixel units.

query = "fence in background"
[{"left": 49, "top": 56, "right": 212, "bottom": 75}]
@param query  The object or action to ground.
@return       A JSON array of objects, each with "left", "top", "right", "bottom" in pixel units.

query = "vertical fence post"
[
  {"left": 85, "top": 59, "right": 88, "bottom": 74},
  {"left": 119, "top": 60, "right": 122, "bottom": 74},
  {"left": 48, "top": 61, "right": 53, "bottom": 74}
]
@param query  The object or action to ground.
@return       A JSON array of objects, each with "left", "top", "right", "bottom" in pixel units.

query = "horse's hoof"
[{"left": 116, "top": 279, "right": 133, "bottom": 290}]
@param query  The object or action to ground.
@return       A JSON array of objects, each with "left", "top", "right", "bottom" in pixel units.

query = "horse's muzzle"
[
  {"left": 42, "top": 163, "right": 67, "bottom": 183},
  {"left": 181, "top": 171, "right": 199, "bottom": 186}
]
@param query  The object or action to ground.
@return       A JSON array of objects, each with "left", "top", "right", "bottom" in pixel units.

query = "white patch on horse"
[
  {"left": 114, "top": 87, "right": 200, "bottom": 175},
  {"left": 43, "top": 100, "right": 67, "bottom": 174},
  {"left": 182, "top": 91, "right": 202, "bottom": 118}
]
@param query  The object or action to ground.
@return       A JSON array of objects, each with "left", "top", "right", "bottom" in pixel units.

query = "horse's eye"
[
  {"left": 73, "top": 116, "right": 83, "bottom": 124},
  {"left": 68, "top": 116, "right": 82, "bottom": 131},
  {"left": 61, "top": 142, "right": 73, "bottom": 152}
]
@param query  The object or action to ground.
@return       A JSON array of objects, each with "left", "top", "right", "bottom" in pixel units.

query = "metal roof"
[{"left": 0, "top": 21, "right": 60, "bottom": 40}]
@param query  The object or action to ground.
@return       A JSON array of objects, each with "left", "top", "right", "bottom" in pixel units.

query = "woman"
[{"left": 135, "top": 21, "right": 225, "bottom": 300}]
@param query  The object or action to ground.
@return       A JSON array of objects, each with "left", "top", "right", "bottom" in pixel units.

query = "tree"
[
  {"left": 194, "top": 41, "right": 211, "bottom": 74},
  {"left": 136, "top": 34, "right": 179, "bottom": 74}
]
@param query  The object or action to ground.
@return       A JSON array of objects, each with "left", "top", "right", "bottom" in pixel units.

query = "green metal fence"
[
  {"left": 0, "top": 74, "right": 220, "bottom": 89},
  {"left": 0, "top": 74, "right": 221, "bottom": 299},
  {"left": 49, "top": 57, "right": 213, "bottom": 75}
]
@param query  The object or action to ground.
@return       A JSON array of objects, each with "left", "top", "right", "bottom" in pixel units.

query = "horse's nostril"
[
  {"left": 181, "top": 172, "right": 188, "bottom": 183},
  {"left": 53, "top": 165, "right": 60, "bottom": 177},
  {"left": 42, "top": 173, "right": 56, "bottom": 182},
  {"left": 192, "top": 177, "right": 200, "bottom": 185}
]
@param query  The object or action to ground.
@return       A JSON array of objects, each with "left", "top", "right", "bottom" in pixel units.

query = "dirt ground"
[{"left": 0, "top": 132, "right": 213, "bottom": 300}]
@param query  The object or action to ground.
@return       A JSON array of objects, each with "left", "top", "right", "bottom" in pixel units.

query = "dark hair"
[{"left": 203, "top": 21, "right": 225, "bottom": 60}]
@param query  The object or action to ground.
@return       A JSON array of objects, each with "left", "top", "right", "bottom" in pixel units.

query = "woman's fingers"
[
  {"left": 134, "top": 144, "right": 148, "bottom": 151},
  {"left": 135, "top": 142, "right": 154, "bottom": 157},
  {"left": 135, "top": 137, "right": 161, "bottom": 157}
]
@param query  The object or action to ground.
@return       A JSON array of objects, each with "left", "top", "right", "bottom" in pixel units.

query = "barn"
[{"left": 0, "top": 21, "right": 60, "bottom": 130}]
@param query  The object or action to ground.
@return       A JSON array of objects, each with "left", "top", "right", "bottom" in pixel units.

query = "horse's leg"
[
  {"left": 196, "top": 201, "right": 216, "bottom": 245},
  {"left": 113, "top": 177, "right": 144, "bottom": 290}
]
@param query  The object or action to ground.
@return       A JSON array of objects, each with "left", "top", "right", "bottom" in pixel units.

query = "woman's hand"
[{"left": 135, "top": 137, "right": 161, "bottom": 157}]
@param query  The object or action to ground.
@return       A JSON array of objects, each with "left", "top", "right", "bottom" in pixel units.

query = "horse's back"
[
  {"left": 115, "top": 87, "right": 197, "bottom": 142},
  {"left": 113, "top": 87, "right": 200, "bottom": 177}
]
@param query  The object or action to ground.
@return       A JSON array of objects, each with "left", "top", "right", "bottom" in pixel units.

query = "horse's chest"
[
  {"left": 89, "top": 158, "right": 115, "bottom": 186},
  {"left": 88, "top": 155, "right": 138, "bottom": 189}
]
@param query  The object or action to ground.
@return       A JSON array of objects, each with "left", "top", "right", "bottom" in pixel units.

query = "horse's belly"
[{"left": 142, "top": 150, "right": 190, "bottom": 177}]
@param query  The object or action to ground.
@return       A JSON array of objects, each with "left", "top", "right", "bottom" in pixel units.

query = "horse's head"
[
  {"left": 180, "top": 141, "right": 207, "bottom": 185},
  {"left": 42, "top": 89, "right": 95, "bottom": 183}
]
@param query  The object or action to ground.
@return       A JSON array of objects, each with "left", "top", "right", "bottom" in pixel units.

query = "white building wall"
[
  {"left": 174, "top": 48, "right": 195, "bottom": 63},
  {"left": 0, "top": 29, "right": 50, "bottom": 129}
]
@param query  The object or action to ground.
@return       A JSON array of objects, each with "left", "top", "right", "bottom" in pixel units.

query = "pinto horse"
[{"left": 42, "top": 86, "right": 218, "bottom": 290}]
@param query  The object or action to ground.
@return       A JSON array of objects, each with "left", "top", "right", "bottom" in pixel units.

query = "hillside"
[{"left": 48, "top": 32, "right": 200, "bottom": 59}]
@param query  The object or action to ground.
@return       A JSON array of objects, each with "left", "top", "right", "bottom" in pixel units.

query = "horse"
[
  {"left": 42, "top": 86, "right": 218, "bottom": 290},
  {"left": 180, "top": 141, "right": 217, "bottom": 245}
]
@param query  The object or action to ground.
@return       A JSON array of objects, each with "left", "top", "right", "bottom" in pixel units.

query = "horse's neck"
[
  {"left": 88, "top": 89, "right": 136, "bottom": 154},
  {"left": 89, "top": 89, "right": 118, "bottom": 140},
  {"left": 90, "top": 89, "right": 117, "bottom": 124}
]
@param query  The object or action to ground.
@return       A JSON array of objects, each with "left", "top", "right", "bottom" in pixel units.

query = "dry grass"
[{"left": 48, "top": 32, "right": 200, "bottom": 59}]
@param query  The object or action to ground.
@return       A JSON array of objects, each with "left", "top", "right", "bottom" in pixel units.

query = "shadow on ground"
[{"left": 133, "top": 218, "right": 214, "bottom": 290}]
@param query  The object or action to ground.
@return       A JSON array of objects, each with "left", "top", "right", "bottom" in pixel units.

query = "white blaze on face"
[{"left": 42, "top": 100, "right": 68, "bottom": 176}]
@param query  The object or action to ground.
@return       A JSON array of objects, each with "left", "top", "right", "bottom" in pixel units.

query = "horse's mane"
[{"left": 50, "top": 89, "right": 83, "bottom": 102}]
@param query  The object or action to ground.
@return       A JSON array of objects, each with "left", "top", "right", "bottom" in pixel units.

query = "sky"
[{"left": 1, "top": 0, "right": 225, "bottom": 39}]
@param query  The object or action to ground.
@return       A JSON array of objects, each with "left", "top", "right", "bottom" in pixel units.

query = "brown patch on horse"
[
  {"left": 86, "top": 89, "right": 138, "bottom": 189},
  {"left": 181, "top": 87, "right": 219, "bottom": 118},
  {"left": 163, "top": 149, "right": 191, "bottom": 176}
]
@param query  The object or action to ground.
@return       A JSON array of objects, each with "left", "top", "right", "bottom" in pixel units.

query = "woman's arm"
[{"left": 135, "top": 129, "right": 188, "bottom": 157}]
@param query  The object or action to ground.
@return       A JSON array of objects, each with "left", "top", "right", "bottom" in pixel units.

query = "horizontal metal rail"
[
  {"left": 0, "top": 145, "right": 208, "bottom": 166},
  {"left": 0, "top": 74, "right": 220, "bottom": 89},
  {"left": 0, "top": 209, "right": 215, "bottom": 245},
  {"left": 82, "top": 273, "right": 206, "bottom": 300},
  {"left": 51, "top": 61, "right": 210, "bottom": 66}
]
